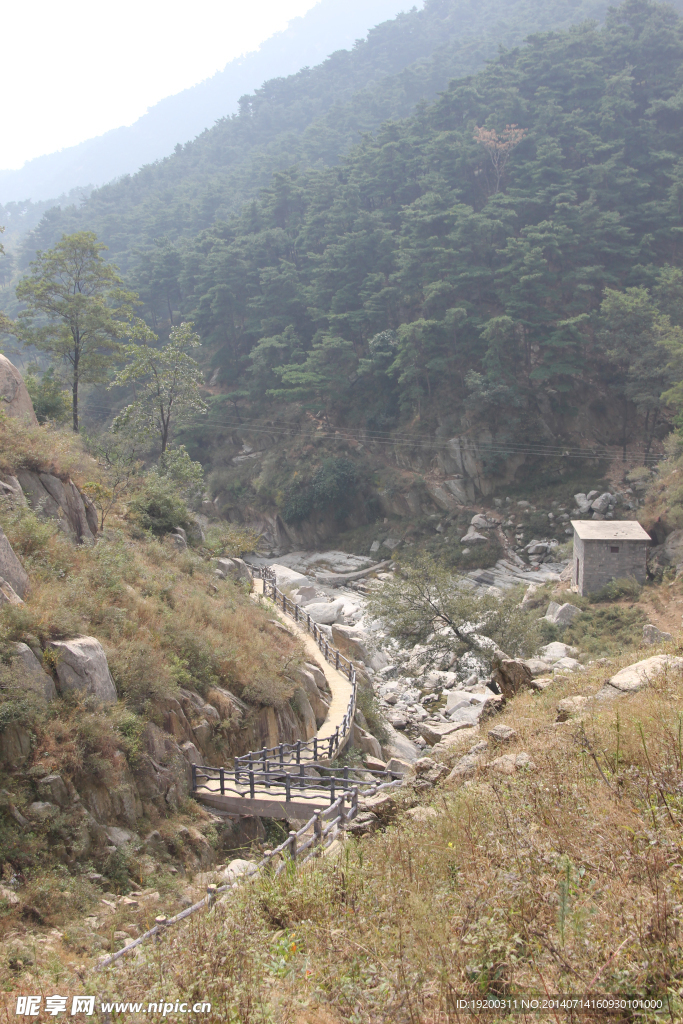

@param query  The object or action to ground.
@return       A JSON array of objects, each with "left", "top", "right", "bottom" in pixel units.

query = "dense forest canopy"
[
  {"left": 13, "top": 0, "right": 618, "bottom": 275},
  {"left": 7, "top": 0, "right": 683, "bottom": 479}
]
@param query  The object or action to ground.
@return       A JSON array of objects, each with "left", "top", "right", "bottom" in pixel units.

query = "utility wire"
[{"left": 178, "top": 417, "right": 665, "bottom": 463}]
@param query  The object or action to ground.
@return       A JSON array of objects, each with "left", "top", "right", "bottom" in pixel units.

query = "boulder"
[
  {"left": 214, "top": 557, "right": 252, "bottom": 582},
  {"left": 268, "top": 564, "right": 310, "bottom": 594},
  {"left": 0, "top": 354, "right": 38, "bottom": 424},
  {"left": 545, "top": 602, "right": 582, "bottom": 626},
  {"left": 36, "top": 774, "right": 70, "bottom": 808},
  {"left": 406, "top": 805, "right": 438, "bottom": 823},
  {"left": 0, "top": 723, "right": 32, "bottom": 765},
  {"left": 607, "top": 655, "right": 683, "bottom": 693},
  {"left": 331, "top": 624, "right": 370, "bottom": 663},
  {"left": 28, "top": 801, "right": 58, "bottom": 820},
  {"left": 540, "top": 641, "right": 578, "bottom": 663},
  {"left": 292, "top": 688, "right": 317, "bottom": 739},
  {"left": 0, "top": 577, "right": 23, "bottom": 607},
  {"left": 38, "top": 474, "right": 95, "bottom": 544},
  {"left": 11, "top": 643, "right": 57, "bottom": 702},
  {"left": 294, "top": 668, "right": 329, "bottom": 727},
  {"left": 222, "top": 858, "right": 255, "bottom": 883},
  {"left": 419, "top": 721, "right": 467, "bottom": 745},
  {"left": 365, "top": 755, "right": 387, "bottom": 771},
  {"left": 460, "top": 527, "right": 488, "bottom": 545},
  {"left": 352, "top": 724, "right": 382, "bottom": 760},
  {"left": 491, "top": 658, "right": 532, "bottom": 699},
  {"left": 385, "top": 757, "right": 410, "bottom": 776},
  {"left": 304, "top": 661, "right": 331, "bottom": 695},
  {"left": 382, "top": 722, "right": 420, "bottom": 763},
  {"left": 591, "top": 492, "right": 612, "bottom": 513},
  {"left": 105, "top": 826, "right": 133, "bottom": 848},
  {"left": 47, "top": 637, "right": 117, "bottom": 704},
  {"left": 303, "top": 600, "right": 345, "bottom": 625},
  {"left": 557, "top": 695, "right": 589, "bottom": 721},
  {"left": 524, "top": 658, "right": 553, "bottom": 677},
  {"left": 643, "top": 624, "right": 673, "bottom": 645},
  {"left": 488, "top": 724, "right": 517, "bottom": 744},
  {"left": 180, "top": 741, "right": 203, "bottom": 765},
  {"left": 0, "top": 526, "right": 29, "bottom": 598},
  {"left": 553, "top": 657, "right": 584, "bottom": 673},
  {"left": 470, "top": 514, "right": 490, "bottom": 529}
]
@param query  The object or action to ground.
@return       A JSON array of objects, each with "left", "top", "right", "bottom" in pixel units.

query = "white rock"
[
  {"left": 608, "top": 655, "right": 683, "bottom": 693},
  {"left": 540, "top": 641, "right": 578, "bottom": 663},
  {"left": 553, "top": 657, "right": 583, "bottom": 674},
  {"left": 222, "top": 859, "right": 254, "bottom": 883},
  {"left": 303, "top": 600, "right": 346, "bottom": 625},
  {"left": 268, "top": 564, "right": 310, "bottom": 594},
  {"left": 47, "top": 637, "right": 117, "bottom": 704},
  {"left": 105, "top": 826, "right": 133, "bottom": 847},
  {"left": 460, "top": 527, "right": 488, "bottom": 545}
]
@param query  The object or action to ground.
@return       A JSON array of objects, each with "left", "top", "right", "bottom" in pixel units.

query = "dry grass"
[{"left": 19, "top": 653, "right": 674, "bottom": 1024}]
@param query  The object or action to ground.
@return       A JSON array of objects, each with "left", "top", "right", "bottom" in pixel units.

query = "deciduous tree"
[{"left": 15, "top": 232, "right": 134, "bottom": 431}]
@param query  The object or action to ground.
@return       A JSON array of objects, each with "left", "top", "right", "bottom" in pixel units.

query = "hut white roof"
[{"left": 571, "top": 520, "right": 651, "bottom": 541}]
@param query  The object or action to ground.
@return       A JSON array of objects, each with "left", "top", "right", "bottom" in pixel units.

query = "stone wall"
[{"left": 573, "top": 536, "right": 649, "bottom": 595}]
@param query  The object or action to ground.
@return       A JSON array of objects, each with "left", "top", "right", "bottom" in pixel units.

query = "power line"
[{"left": 178, "top": 417, "right": 665, "bottom": 463}]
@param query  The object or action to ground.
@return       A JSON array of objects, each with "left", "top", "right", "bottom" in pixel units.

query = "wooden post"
[
  {"left": 265, "top": 761, "right": 270, "bottom": 789},
  {"left": 314, "top": 736, "right": 318, "bottom": 761},
  {"left": 330, "top": 778, "right": 336, "bottom": 803},
  {"left": 296, "top": 740, "right": 301, "bottom": 764},
  {"left": 220, "top": 767, "right": 225, "bottom": 795},
  {"left": 299, "top": 763, "right": 305, "bottom": 790},
  {"left": 191, "top": 764, "right": 197, "bottom": 792},
  {"left": 335, "top": 651, "right": 339, "bottom": 670},
  {"left": 295, "top": 604, "right": 299, "bottom": 622},
  {"left": 314, "top": 809, "right": 323, "bottom": 848},
  {"left": 289, "top": 830, "right": 297, "bottom": 861},
  {"left": 249, "top": 768, "right": 255, "bottom": 798},
  {"left": 351, "top": 786, "right": 359, "bottom": 820},
  {"left": 339, "top": 793, "right": 347, "bottom": 825},
  {"left": 343, "top": 766, "right": 349, "bottom": 790},
  {"left": 207, "top": 884, "right": 217, "bottom": 908},
  {"left": 154, "top": 916, "right": 167, "bottom": 943},
  {"left": 285, "top": 774, "right": 291, "bottom": 802}
]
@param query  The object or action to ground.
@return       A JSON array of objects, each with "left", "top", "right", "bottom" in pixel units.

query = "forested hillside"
[
  {"left": 7, "top": 0, "right": 683, "bottom": 537},
  {"left": 101, "top": 1, "right": 683, "bottom": 452},
  {"left": 15, "top": 0, "right": 616, "bottom": 273}
]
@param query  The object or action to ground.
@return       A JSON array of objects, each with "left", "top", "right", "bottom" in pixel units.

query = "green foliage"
[
  {"left": 127, "top": 477, "right": 190, "bottom": 535},
  {"left": 591, "top": 575, "right": 643, "bottom": 602},
  {"left": 563, "top": 604, "right": 647, "bottom": 654},
  {"left": 15, "top": 232, "right": 135, "bottom": 431},
  {"left": 368, "top": 552, "right": 542, "bottom": 666},
  {"left": 110, "top": 321, "right": 207, "bottom": 454},
  {"left": 202, "top": 522, "right": 259, "bottom": 558},
  {"left": 282, "top": 457, "right": 358, "bottom": 523},
  {"left": 23, "top": 367, "right": 71, "bottom": 424}
]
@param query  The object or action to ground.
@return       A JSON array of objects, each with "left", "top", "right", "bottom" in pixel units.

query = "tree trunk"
[{"left": 72, "top": 352, "right": 79, "bottom": 432}]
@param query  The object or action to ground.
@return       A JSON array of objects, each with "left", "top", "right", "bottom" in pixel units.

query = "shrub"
[
  {"left": 23, "top": 367, "right": 71, "bottom": 424},
  {"left": 128, "top": 478, "right": 190, "bottom": 535},
  {"left": 592, "top": 575, "right": 642, "bottom": 602}
]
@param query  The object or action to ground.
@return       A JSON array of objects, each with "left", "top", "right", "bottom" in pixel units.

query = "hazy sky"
[{"left": 2, "top": 0, "right": 323, "bottom": 171}]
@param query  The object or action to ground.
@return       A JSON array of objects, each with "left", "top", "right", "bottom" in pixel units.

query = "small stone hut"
[{"left": 571, "top": 520, "right": 650, "bottom": 596}]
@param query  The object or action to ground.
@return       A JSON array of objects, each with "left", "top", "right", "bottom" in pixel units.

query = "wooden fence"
[{"left": 97, "top": 777, "right": 402, "bottom": 970}]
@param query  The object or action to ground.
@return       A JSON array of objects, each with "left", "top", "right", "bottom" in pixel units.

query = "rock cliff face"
[
  {"left": 0, "top": 354, "right": 38, "bottom": 425},
  {"left": 1, "top": 470, "right": 98, "bottom": 544}
]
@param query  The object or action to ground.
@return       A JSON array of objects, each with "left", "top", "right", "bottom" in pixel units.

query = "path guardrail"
[
  {"left": 97, "top": 776, "right": 403, "bottom": 970},
  {"left": 193, "top": 760, "right": 400, "bottom": 805},
  {"left": 245, "top": 566, "right": 358, "bottom": 764}
]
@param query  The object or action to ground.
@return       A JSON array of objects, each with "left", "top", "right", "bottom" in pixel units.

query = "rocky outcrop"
[
  {"left": 0, "top": 723, "right": 32, "bottom": 765},
  {"left": 11, "top": 643, "right": 57, "bottom": 702},
  {"left": 0, "top": 354, "right": 38, "bottom": 424},
  {"left": 0, "top": 525, "right": 29, "bottom": 598},
  {"left": 14, "top": 470, "right": 97, "bottom": 544},
  {"left": 46, "top": 637, "right": 117, "bottom": 703}
]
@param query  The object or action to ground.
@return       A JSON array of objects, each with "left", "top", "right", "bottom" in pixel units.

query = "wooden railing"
[
  {"left": 97, "top": 776, "right": 403, "bottom": 970},
  {"left": 244, "top": 566, "right": 358, "bottom": 765},
  {"left": 193, "top": 760, "right": 400, "bottom": 804}
]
